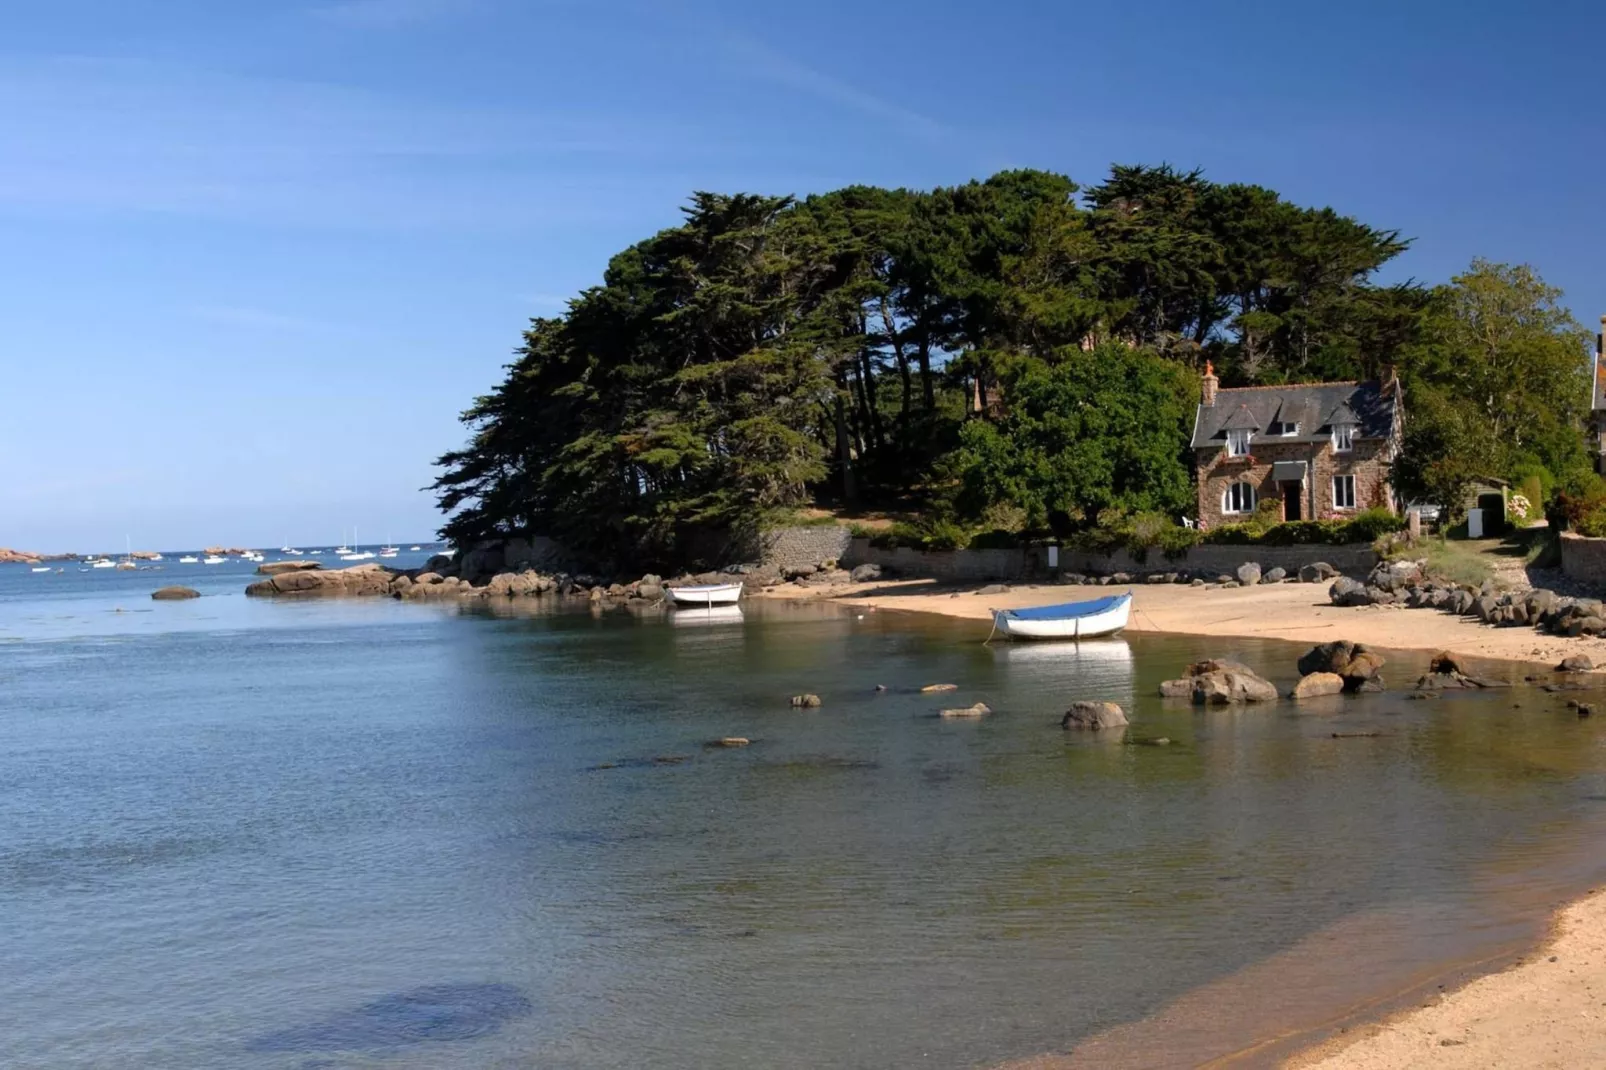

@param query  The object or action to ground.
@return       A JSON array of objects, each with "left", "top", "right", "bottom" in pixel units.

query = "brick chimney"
[{"left": 1201, "top": 360, "right": 1219, "bottom": 407}]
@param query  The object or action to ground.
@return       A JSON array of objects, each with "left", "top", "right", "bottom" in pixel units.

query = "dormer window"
[
  {"left": 1332, "top": 423, "right": 1355, "bottom": 453},
  {"left": 1272, "top": 422, "right": 1299, "bottom": 437},
  {"left": 1226, "top": 429, "right": 1252, "bottom": 457}
]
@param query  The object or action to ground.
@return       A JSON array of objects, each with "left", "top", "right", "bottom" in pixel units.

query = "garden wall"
[
  {"left": 1560, "top": 532, "right": 1606, "bottom": 586},
  {"left": 841, "top": 538, "right": 1376, "bottom": 583},
  {"left": 760, "top": 525, "right": 855, "bottom": 572}
]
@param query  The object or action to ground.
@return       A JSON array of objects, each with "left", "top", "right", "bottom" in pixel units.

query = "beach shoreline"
[
  {"left": 756, "top": 576, "right": 1603, "bottom": 670},
  {"left": 756, "top": 577, "right": 1606, "bottom": 1067}
]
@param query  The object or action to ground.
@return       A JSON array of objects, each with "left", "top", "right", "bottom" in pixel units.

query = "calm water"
[{"left": 5, "top": 560, "right": 1606, "bottom": 1068}]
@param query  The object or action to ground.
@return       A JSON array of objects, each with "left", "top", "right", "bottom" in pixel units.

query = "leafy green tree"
[
  {"left": 1394, "top": 259, "right": 1593, "bottom": 513},
  {"left": 948, "top": 344, "right": 1196, "bottom": 532}
]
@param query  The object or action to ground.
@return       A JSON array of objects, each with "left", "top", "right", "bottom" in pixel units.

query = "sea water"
[{"left": 4, "top": 562, "right": 1606, "bottom": 1068}]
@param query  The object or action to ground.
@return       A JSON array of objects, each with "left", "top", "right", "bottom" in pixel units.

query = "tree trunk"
[
  {"left": 833, "top": 392, "right": 856, "bottom": 503},
  {"left": 917, "top": 335, "right": 935, "bottom": 410}
]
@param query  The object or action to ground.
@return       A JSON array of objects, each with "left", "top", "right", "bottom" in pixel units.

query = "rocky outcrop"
[
  {"left": 1160, "top": 659, "right": 1278, "bottom": 705},
  {"left": 246, "top": 563, "right": 401, "bottom": 598},
  {"left": 1289, "top": 672, "right": 1345, "bottom": 699},
  {"left": 257, "top": 560, "right": 323, "bottom": 575},
  {"left": 151, "top": 586, "right": 201, "bottom": 600},
  {"left": 204, "top": 547, "right": 249, "bottom": 557},
  {"left": 0, "top": 548, "right": 44, "bottom": 564},
  {"left": 1061, "top": 701, "right": 1127, "bottom": 729}
]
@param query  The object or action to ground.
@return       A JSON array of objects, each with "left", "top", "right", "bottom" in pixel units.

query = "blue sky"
[{"left": 3, "top": 0, "right": 1603, "bottom": 551}]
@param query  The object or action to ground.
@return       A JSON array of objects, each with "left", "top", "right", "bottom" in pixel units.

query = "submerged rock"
[
  {"left": 920, "top": 683, "right": 958, "bottom": 693},
  {"left": 789, "top": 694, "right": 822, "bottom": 708},
  {"left": 150, "top": 586, "right": 201, "bottom": 600},
  {"left": 246, "top": 983, "right": 532, "bottom": 1054},
  {"left": 939, "top": 702, "right": 992, "bottom": 719}
]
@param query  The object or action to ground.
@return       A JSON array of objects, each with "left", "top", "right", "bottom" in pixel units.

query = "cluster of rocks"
[
  {"left": 1053, "top": 561, "right": 1336, "bottom": 590},
  {"left": 1293, "top": 640, "right": 1387, "bottom": 695},
  {"left": 1159, "top": 659, "right": 1280, "bottom": 705},
  {"left": 1329, "top": 560, "right": 1606, "bottom": 640}
]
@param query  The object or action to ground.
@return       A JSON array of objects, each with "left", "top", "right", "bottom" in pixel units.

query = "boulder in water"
[
  {"left": 790, "top": 694, "right": 822, "bottom": 708},
  {"left": 939, "top": 703, "right": 992, "bottom": 719},
  {"left": 1061, "top": 701, "right": 1127, "bottom": 729},
  {"left": 1290, "top": 672, "right": 1345, "bottom": 699},
  {"left": 151, "top": 586, "right": 200, "bottom": 600}
]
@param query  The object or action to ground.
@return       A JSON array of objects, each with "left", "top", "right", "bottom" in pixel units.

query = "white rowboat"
[
  {"left": 991, "top": 592, "right": 1132, "bottom": 641},
  {"left": 666, "top": 582, "right": 743, "bottom": 606}
]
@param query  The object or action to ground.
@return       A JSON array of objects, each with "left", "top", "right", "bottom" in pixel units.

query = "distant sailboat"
[
  {"left": 409, "top": 545, "right": 421, "bottom": 551},
  {"left": 378, "top": 533, "right": 399, "bottom": 559},
  {"left": 203, "top": 555, "right": 225, "bottom": 565},
  {"left": 339, "top": 527, "right": 375, "bottom": 561}
]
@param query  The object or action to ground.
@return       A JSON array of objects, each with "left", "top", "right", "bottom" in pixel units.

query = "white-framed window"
[
  {"left": 1332, "top": 423, "right": 1354, "bottom": 452},
  {"left": 1332, "top": 474, "right": 1357, "bottom": 511},
  {"left": 1222, "top": 481, "right": 1257, "bottom": 514},
  {"left": 1226, "top": 429, "right": 1252, "bottom": 457}
]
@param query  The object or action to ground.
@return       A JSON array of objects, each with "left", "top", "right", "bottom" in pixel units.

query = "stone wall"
[
  {"left": 841, "top": 537, "right": 1376, "bottom": 582},
  {"left": 1561, "top": 532, "right": 1606, "bottom": 586},
  {"left": 760, "top": 525, "right": 854, "bottom": 571}
]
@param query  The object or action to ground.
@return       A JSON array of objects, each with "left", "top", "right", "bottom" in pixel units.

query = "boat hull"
[
  {"left": 666, "top": 583, "right": 743, "bottom": 606},
  {"left": 993, "top": 593, "right": 1132, "bottom": 641}
]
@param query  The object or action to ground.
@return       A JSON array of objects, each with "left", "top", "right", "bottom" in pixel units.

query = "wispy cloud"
[
  {"left": 0, "top": 57, "right": 699, "bottom": 231},
  {"left": 719, "top": 31, "right": 947, "bottom": 144},
  {"left": 310, "top": 0, "right": 484, "bottom": 29}
]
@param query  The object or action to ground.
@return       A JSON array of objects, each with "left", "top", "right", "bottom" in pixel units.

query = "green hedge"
[{"left": 1201, "top": 508, "right": 1406, "bottom": 546}]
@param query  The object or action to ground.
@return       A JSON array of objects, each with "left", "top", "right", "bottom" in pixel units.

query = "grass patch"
[{"left": 1406, "top": 537, "right": 1496, "bottom": 587}]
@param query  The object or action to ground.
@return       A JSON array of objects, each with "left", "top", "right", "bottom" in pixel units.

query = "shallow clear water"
[{"left": 5, "top": 564, "right": 1606, "bottom": 1068}]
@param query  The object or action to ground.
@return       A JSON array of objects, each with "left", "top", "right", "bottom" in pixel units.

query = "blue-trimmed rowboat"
[{"left": 991, "top": 591, "right": 1132, "bottom": 640}]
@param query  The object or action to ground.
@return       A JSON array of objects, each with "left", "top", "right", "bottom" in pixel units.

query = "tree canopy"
[{"left": 434, "top": 165, "right": 1593, "bottom": 568}]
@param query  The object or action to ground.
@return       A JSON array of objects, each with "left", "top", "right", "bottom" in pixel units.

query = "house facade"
[
  {"left": 1590, "top": 315, "right": 1606, "bottom": 473},
  {"left": 1191, "top": 365, "right": 1403, "bottom": 529}
]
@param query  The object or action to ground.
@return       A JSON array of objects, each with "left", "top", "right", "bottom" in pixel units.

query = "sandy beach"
[
  {"left": 758, "top": 577, "right": 1606, "bottom": 1067},
  {"left": 795, "top": 577, "right": 1601, "bottom": 668}
]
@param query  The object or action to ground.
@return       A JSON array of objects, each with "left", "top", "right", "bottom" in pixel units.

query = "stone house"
[
  {"left": 1590, "top": 315, "right": 1606, "bottom": 473},
  {"left": 1190, "top": 365, "right": 1403, "bottom": 529}
]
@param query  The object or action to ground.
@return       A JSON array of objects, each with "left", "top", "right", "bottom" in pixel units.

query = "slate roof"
[{"left": 1191, "top": 380, "right": 1397, "bottom": 450}]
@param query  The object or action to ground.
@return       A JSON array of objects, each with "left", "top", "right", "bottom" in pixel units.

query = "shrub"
[
  {"left": 868, "top": 518, "right": 970, "bottom": 552},
  {"left": 1200, "top": 508, "right": 1404, "bottom": 547},
  {"left": 1575, "top": 509, "right": 1606, "bottom": 539},
  {"left": 968, "top": 529, "right": 1023, "bottom": 550}
]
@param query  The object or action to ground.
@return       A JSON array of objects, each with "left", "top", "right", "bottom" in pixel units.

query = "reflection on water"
[{"left": 3, "top": 581, "right": 1606, "bottom": 1069}]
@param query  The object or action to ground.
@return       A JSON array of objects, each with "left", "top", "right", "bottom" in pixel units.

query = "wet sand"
[{"left": 756, "top": 578, "right": 1606, "bottom": 1067}]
